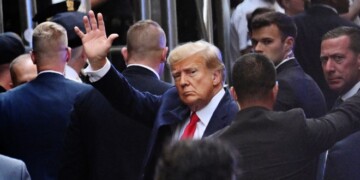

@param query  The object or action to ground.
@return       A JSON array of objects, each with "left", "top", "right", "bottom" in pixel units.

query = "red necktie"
[{"left": 180, "top": 112, "right": 200, "bottom": 140}]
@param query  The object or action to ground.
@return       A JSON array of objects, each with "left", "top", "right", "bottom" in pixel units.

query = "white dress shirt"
[{"left": 173, "top": 88, "right": 226, "bottom": 141}]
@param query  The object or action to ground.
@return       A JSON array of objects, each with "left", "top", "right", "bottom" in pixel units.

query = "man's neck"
[{"left": 239, "top": 99, "right": 274, "bottom": 110}]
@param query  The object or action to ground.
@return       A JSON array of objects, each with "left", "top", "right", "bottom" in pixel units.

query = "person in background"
[
  {"left": 293, "top": 0, "right": 358, "bottom": 109},
  {"left": 9, "top": 54, "right": 37, "bottom": 88},
  {"left": 51, "top": 11, "right": 88, "bottom": 83},
  {"left": 73, "top": 11, "right": 239, "bottom": 180},
  {"left": 154, "top": 140, "right": 239, "bottom": 180},
  {"left": 0, "top": 21, "right": 104, "bottom": 180},
  {"left": 121, "top": 19, "right": 172, "bottom": 95},
  {"left": 250, "top": 11, "right": 327, "bottom": 117},
  {"left": 213, "top": 53, "right": 360, "bottom": 180},
  {"left": 276, "top": 0, "right": 309, "bottom": 16},
  {"left": 230, "top": 0, "right": 283, "bottom": 63},
  {"left": 0, "top": 32, "right": 25, "bottom": 92},
  {"left": 319, "top": 26, "right": 360, "bottom": 180}
]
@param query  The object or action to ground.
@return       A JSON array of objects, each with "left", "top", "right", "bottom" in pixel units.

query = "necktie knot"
[{"left": 180, "top": 112, "right": 200, "bottom": 140}]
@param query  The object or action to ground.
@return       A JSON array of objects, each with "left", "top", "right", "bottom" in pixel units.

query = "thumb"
[{"left": 107, "top": 33, "right": 119, "bottom": 45}]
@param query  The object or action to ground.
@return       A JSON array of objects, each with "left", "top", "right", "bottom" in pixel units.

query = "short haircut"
[
  {"left": 232, "top": 53, "right": 276, "bottom": 102},
  {"left": 247, "top": 8, "right": 275, "bottom": 34},
  {"left": 167, "top": 40, "right": 226, "bottom": 83},
  {"left": 126, "top": 20, "right": 166, "bottom": 55},
  {"left": 322, "top": 26, "right": 360, "bottom": 54},
  {"left": 250, "top": 11, "right": 297, "bottom": 40},
  {"left": 155, "top": 140, "right": 239, "bottom": 180},
  {"left": 32, "top": 22, "right": 68, "bottom": 58}
]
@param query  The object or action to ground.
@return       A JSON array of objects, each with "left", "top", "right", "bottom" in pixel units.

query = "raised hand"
[{"left": 75, "top": 10, "right": 119, "bottom": 70}]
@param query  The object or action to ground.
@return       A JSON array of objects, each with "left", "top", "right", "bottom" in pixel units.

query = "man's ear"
[
  {"left": 121, "top": 47, "right": 129, "bottom": 64},
  {"left": 66, "top": 47, "right": 71, "bottom": 63},
  {"left": 212, "top": 70, "right": 222, "bottom": 86},
  {"left": 30, "top": 51, "right": 36, "bottom": 64},
  {"left": 284, "top": 36, "right": 294, "bottom": 52},
  {"left": 230, "top": 86, "right": 238, "bottom": 101},
  {"left": 272, "top": 82, "right": 279, "bottom": 102},
  {"left": 161, "top": 47, "right": 169, "bottom": 63},
  {"left": 356, "top": 53, "right": 360, "bottom": 70}
]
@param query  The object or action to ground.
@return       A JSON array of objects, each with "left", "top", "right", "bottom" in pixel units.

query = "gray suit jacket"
[{"left": 0, "top": 154, "right": 31, "bottom": 180}]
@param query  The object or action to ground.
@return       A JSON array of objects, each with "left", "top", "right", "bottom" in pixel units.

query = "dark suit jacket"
[
  {"left": 119, "top": 65, "right": 172, "bottom": 179},
  {"left": 275, "top": 59, "right": 327, "bottom": 118},
  {"left": 59, "top": 84, "right": 150, "bottom": 180},
  {"left": 293, "top": 5, "right": 358, "bottom": 109},
  {"left": 0, "top": 72, "right": 97, "bottom": 180},
  {"left": 324, "top": 88, "right": 360, "bottom": 180},
  {"left": 216, "top": 92, "right": 360, "bottom": 180},
  {"left": 122, "top": 65, "right": 173, "bottom": 95},
  {"left": 92, "top": 66, "right": 239, "bottom": 180}
]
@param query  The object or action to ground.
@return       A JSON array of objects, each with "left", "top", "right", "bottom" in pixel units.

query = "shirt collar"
[
  {"left": 127, "top": 64, "right": 160, "bottom": 80},
  {"left": 275, "top": 51, "right": 295, "bottom": 69},
  {"left": 38, "top": 70, "right": 64, "bottom": 76},
  {"left": 341, "top": 81, "right": 360, "bottom": 100}
]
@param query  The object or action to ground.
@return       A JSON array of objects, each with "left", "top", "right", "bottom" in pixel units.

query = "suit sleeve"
[
  {"left": 91, "top": 65, "right": 162, "bottom": 127},
  {"left": 305, "top": 91, "right": 360, "bottom": 153}
]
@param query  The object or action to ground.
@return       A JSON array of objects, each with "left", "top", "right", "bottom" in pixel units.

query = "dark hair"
[
  {"left": 155, "top": 140, "right": 239, "bottom": 180},
  {"left": 322, "top": 26, "right": 360, "bottom": 54},
  {"left": 232, "top": 53, "right": 276, "bottom": 102},
  {"left": 250, "top": 11, "right": 297, "bottom": 40},
  {"left": 247, "top": 8, "right": 275, "bottom": 34}
]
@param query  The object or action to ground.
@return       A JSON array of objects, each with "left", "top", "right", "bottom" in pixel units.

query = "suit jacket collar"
[
  {"left": 35, "top": 72, "right": 65, "bottom": 82},
  {"left": 276, "top": 58, "right": 300, "bottom": 74},
  {"left": 123, "top": 65, "right": 159, "bottom": 79},
  {"left": 159, "top": 88, "right": 236, "bottom": 138},
  {"left": 234, "top": 106, "right": 270, "bottom": 123}
]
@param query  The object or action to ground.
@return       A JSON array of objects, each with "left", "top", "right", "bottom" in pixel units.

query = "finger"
[
  {"left": 107, "top": 33, "right": 119, "bottom": 45},
  {"left": 97, "top": 13, "right": 106, "bottom": 33},
  {"left": 74, "top": 26, "right": 84, "bottom": 39},
  {"left": 88, "top": 10, "right": 98, "bottom": 30},
  {"left": 83, "top": 15, "right": 91, "bottom": 33}
]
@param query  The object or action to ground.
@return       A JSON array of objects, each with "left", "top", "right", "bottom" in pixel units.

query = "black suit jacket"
[
  {"left": 122, "top": 65, "right": 173, "bottom": 95},
  {"left": 0, "top": 73, "right": 98, "bottom": 180},
  {"left": 59, "top": 84, "right": 150, "bottom": 180},
  {"left": 275, "top": 59, "right": 327, "bottom": 118},
  {"left": 119, "top": 65, "right": 172, "bottom": 179},
  {"left": 91, "top": 66, "right": 239, "bottom": 180},
  {"left": 216, "top": 92, "right": 360, "bottom": 179},
  {"left": 293, "top": 5, "right": 358, "bottom": 109}
]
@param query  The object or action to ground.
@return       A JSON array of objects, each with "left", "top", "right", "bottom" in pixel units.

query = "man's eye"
[
  {"left": 262, "top": 39, "right": 272, "bottom": 45},
  {"left": 333, "top": 55, "right": 344, "bottom": 63}
]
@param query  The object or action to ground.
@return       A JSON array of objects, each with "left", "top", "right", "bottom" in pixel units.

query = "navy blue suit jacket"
[
  {"left": 275, "top": 59, "right": 327, "bottom": 118},
  {"left": 0, "top": 72, "right": 97, "bottom": 180},
  {"left": 293, "top": 5, "right": 358, "bottom": 109},
  {"left": 92, "top": 66, "right": 239, "bottom": 180},
  {"left": 122, "top": 65, "right": 173, "bottom": 95}
]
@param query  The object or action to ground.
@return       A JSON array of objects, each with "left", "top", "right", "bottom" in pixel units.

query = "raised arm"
[{"left": 74, "top": 10, "right": 118, "bottom": 70}]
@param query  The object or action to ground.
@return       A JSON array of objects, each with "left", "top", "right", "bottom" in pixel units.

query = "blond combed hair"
[{"left": 168, "top": 40, "right": 225, "bottom": 83}]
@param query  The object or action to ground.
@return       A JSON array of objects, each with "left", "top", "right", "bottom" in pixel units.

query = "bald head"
[{"left": 10, "top": 54, "right": 37, "bottom": 87}]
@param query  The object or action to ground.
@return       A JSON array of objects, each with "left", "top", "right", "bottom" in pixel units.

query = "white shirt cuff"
[{"left": 84, "top": 59, "right": 111, "bottom": 82}]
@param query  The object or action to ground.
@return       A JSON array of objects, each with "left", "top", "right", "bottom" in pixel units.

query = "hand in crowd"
[{"left": 75, "top": 10, "right": 118, "bottom": 70}]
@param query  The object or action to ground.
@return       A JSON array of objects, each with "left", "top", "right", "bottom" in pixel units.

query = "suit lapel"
[{"left": 203, "top": 89, "right": 235, "bottom": 137}]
